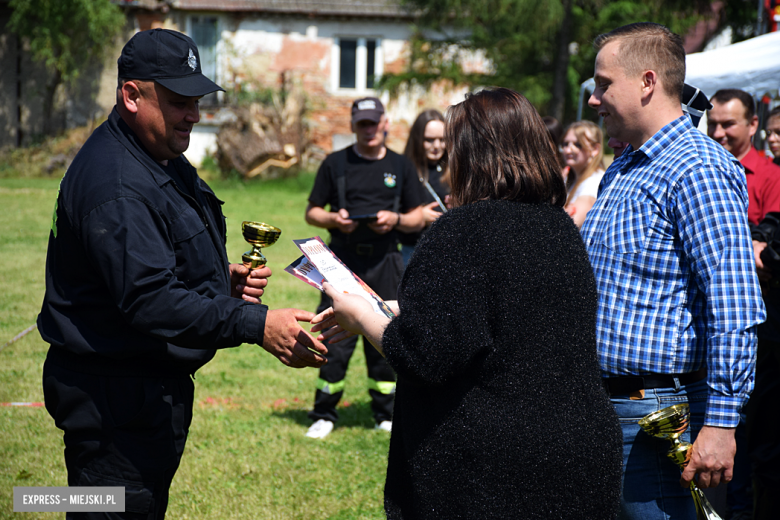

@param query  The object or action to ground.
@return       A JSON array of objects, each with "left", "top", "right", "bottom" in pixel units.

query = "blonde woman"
[{"left": 562, "top": 121, "right": 605, "bottom": 228}]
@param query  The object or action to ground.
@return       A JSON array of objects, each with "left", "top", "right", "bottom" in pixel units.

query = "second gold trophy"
[{"left": 638, "top": 404, "right": 722, "bottom": 520}]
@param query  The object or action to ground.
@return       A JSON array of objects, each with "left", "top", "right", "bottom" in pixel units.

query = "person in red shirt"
[
  {"left": 708, "top": 89, "right": 780, "bottom": 227},
  {"left": 708, "top": 88, "right": 780, "bottom": 520}
]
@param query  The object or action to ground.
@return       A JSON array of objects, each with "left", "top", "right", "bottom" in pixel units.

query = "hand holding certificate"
[{"left": 285, "top": 237, "right": 395, "bottom": 319}]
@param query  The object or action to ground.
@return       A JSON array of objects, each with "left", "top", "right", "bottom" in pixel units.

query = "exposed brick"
[{"left": 271, "top": 37, "right": 330, "bottom": 73}]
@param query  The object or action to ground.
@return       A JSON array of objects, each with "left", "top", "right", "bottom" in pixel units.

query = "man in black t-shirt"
[{"left": 304, "top": 97, "right": 424, "bottom": 438}]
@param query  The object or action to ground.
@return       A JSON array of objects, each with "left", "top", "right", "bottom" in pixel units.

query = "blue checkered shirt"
[{"left": 581, "top": 115, "right": 764, "bottom": 428}]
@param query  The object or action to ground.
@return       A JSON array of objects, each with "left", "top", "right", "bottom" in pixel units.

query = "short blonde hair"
[{"left": 594, "top": 22, "right": 685, "bottom": 100}]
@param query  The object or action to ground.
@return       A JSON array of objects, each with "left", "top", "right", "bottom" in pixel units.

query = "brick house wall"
[
  {"left": 140, "top": 0, "right": 478, "bottom": 163},
  {"left": 1, "top": 0, "right": 483, "bottom": 163}
]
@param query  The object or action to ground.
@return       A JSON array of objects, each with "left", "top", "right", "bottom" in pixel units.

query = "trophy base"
[
  {"left": 638, "top": 404, "right": 723, "bottom": 520},
  {"left": 242, "top": 250, "right": 267, "bottom": 270}
]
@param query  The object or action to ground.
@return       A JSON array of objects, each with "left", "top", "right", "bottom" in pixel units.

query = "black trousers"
[
  {"left": 43, "top": 360, "right": 194, "bottom": 520},
  {"left": 747, "top": 338, "right": 780, "bottom": 519},
  {"left": 309, "top": 247, "right": 402, "bottom": 424}
]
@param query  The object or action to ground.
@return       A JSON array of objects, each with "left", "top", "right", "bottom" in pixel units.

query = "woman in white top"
[{"left": 561, "top": 120, "right": 605, "bottom": 228}]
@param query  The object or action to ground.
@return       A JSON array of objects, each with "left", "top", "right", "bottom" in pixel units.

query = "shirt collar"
[
  {"left": 603, "top": 116, "right": 693, "bottom": 179},
  {"left": 635, "top": 115, "right": 693, "bottom": 162},
  {"left": 739, "top": 147, "right": 761, "bottom": 175}
]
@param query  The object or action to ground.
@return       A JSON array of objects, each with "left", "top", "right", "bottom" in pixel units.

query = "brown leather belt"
[{"left": 602, "top": 368, "right": 706, "bottom": 396}]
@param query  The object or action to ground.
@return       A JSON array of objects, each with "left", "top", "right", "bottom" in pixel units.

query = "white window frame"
[{"left": 331, "top": 37, "right": 383, "bottom": 95}]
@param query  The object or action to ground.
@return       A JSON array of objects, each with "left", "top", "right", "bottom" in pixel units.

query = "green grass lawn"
[{"left": 0, "top": 174, "right": 389, "bottom": 519}]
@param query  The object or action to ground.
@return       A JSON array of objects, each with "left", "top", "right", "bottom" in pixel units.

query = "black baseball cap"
[
  {"left": 682, "top": 83, "right": 712, "bottom": 128},
  {"left": 351, "top": 97, "right": 385, "bottom": 123},
  {"left": 118, "top": 28, "right": 224, "bottom": 97}
]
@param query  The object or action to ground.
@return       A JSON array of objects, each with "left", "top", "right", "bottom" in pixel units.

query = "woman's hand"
[
  {"left": 315, "top": 283, "right": 375, "bottom": 335},
  {"left": 311, "top": 283, "right": 391, "bottom": 355},
  {"left": 422, "top": 201, "right": 444, "bottom": 225},
  {"left": 311, "top": 306, "right": 357, "bottom": 344}
]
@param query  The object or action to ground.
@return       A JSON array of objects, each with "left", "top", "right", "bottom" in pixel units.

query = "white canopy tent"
[
  {"left": 686, "top": 30, "right": 780, "bottom": 98},
  {"left": 577, "top": 31, "right": 780, "bottom": 121}
]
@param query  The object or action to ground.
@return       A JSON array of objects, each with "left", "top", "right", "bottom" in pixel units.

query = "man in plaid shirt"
[{"left": 582, "top": 23, "right": 765, "bottom": 518}]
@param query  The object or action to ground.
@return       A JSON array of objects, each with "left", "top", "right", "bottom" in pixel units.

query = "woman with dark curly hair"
[{"left": 313, "top": 87, "right": 622, "bottom": 519}]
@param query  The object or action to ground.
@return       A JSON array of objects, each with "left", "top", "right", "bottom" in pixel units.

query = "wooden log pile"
[{"left": 216, "top": 79, "right": 308, "bottom": 179}]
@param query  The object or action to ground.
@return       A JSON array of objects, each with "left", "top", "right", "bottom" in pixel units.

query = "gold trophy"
[
  {"left": 638, "top": 404, "right": 722, "bottom": 520},
  {"left": 241, "top": 221, "right": 281, "bottom": 270}
]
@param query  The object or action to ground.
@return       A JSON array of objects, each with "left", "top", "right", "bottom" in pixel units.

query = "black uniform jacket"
[{"left": 38, "top": 108, "right": 267, "bottom": 377}]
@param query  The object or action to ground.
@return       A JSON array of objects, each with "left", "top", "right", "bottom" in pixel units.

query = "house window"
[
  {"left": 190, "top": 16, "right": 219, "bottom": 104},
  {"left": 336, "top": 37, "right": 382, "bottom": 93},
  {"left": 339, "top": 40, "right": 358, "bottom": 89},
  {"left": 366, "top": 40, "right": 376, "bottom": 89}
]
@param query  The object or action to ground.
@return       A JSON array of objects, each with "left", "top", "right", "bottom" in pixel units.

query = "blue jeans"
[{"left": 613, "top": 379, "right": 707, "bottom": 520}]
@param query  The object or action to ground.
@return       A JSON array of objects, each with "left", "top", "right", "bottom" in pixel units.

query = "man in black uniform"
[
  {"left": 304, "top": 97, "right": 424, "bottom": 438},
  {"left": 38, "top": 29, "right": 327, "bottom": 519}
]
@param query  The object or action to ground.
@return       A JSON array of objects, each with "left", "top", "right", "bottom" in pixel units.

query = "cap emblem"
[
  {"left": 357, "top": 100, "right": 377, "bottom": 110},
  {"left": 187, "top": 48, "right": 197, "bottom": 71}
]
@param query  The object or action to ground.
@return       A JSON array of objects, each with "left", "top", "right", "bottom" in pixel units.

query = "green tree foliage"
[
  {"left": 7, "top": 0, "right": 126, "bottom": 134},
  {"left": 382, "top": 0, "right": 757, "bottom": 122}
]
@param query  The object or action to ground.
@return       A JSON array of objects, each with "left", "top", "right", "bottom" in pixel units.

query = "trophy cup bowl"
[
  {"left": 241, "top": 221, "right": 281, "bottom": 270},
  {"left": 638, "top": 404, "right": 723, "bottom": 520}
]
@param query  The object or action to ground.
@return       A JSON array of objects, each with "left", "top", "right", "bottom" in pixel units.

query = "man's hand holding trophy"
[
  {"left": 639, "top": 405, "right": 723, "bottom": 520},
  {"left": 229, "top": 221, "right": 281, "bottom": 303}
]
